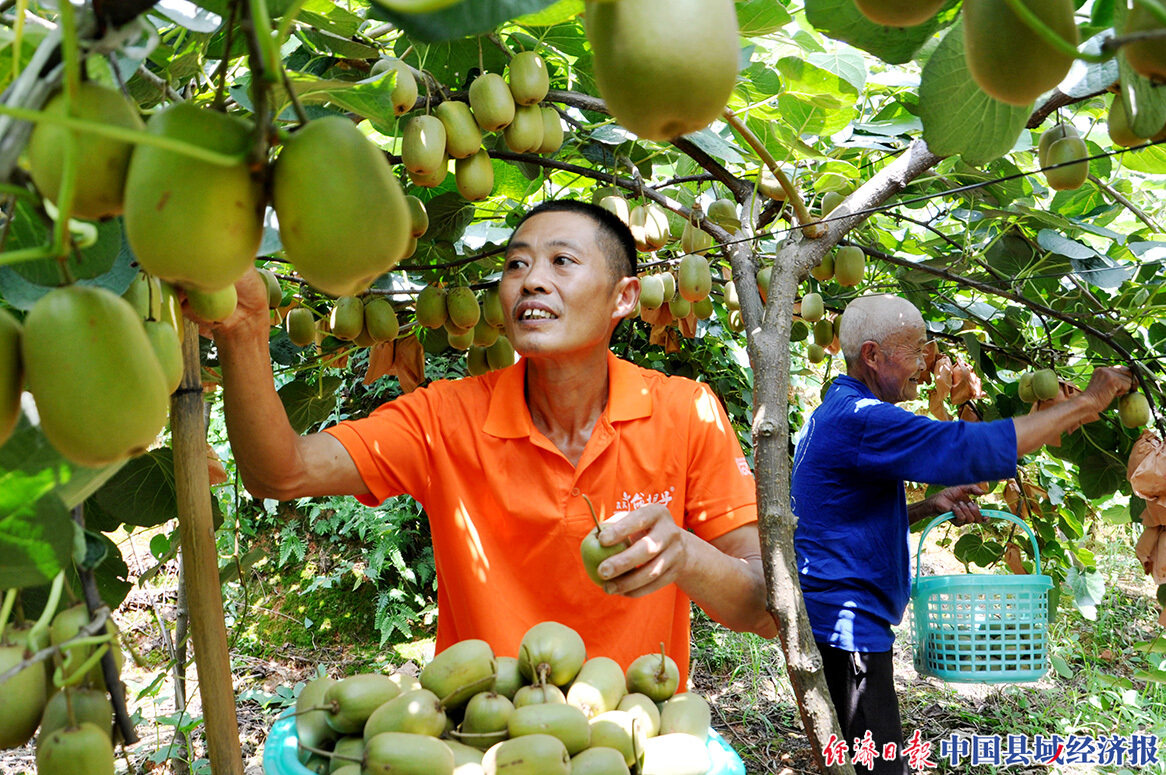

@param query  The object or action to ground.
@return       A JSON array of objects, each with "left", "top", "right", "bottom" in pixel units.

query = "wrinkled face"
[
  {"left": 871, "top": 324, "right": 928, "bottom": 404},
  {"left": 499, "top": 211, "right": 635, "bottom": 359}
]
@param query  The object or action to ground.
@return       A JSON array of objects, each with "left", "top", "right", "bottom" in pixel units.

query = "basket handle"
[{"left": 913, "top": 508, "right": 1042, "bottom": 585}]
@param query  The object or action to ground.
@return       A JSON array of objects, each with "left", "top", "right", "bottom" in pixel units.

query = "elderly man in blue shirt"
[{"left": 791, "top": 294, "right": 1132, "bottom": 774}]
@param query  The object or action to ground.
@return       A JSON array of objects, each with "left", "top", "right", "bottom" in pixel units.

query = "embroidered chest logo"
[{"left": 616, "top": 487, "right": 675, "bottom": 511}]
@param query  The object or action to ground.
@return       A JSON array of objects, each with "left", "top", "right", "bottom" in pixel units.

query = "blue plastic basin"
[{"left": 263, "top": 708, "right": 746, "bottom": 774}]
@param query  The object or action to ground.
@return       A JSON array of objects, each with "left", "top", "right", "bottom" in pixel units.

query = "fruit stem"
[
  {"left": 26, "top": 570, "right": 64, "bottom": 653},
  {"left": 0, "top": 589, "right": 15, "bottom": 643},
  {"left": 657, "top": 641, "right": 667, "bottom": 680},
  {"left": 580, "top": 493, "right": 602, "bottom": 533},
  {"left": 54, "top": 642, "right": 111, "bottom": 688},
  {"left": 299, "top": 741, "right": 360, "bottom": 762},
  {"left": 438, "top": 673, "right": 495, "bottom": 707},
  {"left": 1001, "top": 0, "right": 1108, "bottom": 63},
  {"left": 721, "top": 109, "right": 825, "bottom": 240},
  {"left": 247, "top": 0, "right": 283, "bottom": 85}
]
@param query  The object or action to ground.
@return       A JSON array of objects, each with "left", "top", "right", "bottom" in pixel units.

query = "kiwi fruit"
[
  {"left": 1031, "top": 368, "right": 1059, "bottom": 401},
  {"left": 419, "top": 638, "right": 496, "bottom": 709},
  {"left": 508, "top": 51, "right": 550, "bottom": 106},
  {"left": 834, "top": 246, "right": 866, "bottom": 287},
  {"left": 403, "top": 115, "right": 449, "bottom": 176},
  {"left": 1120, "top": 392, "right": 1151, "bottom": 428},
  {"left": 854, "top": 0, "right": 945, "bottom": 26},
  {"left": 518, "top": 621, "right": 586, "bottom": 687},
  {"left": 468, "top": 73, "right": 516, "bottom": 132},
  {"left": 800, "top": 292, "right": 824, "bottom": 322},
  {"left": 435, "top": 100, "right": 483, "bottom": 160},
  {"left": 809, "top": 253, "right": 834, "bottom": 283},
  {"left": 624, "top": 646, "right": 679, "bottom": 702},
  {"left": 1043, "top": 135, "right": 1089, "bottom": 191},
  {"left": 455, "top": 150, "right": 495, "bottom": 202},
  {"left": 677, "top": 254, "right": 712, "bottom": 302},
  {"left": 1124, "top": 3, "right": 1166, "bottom": 82},
  {"left": 963, "top": 0, "right": 1077, "bottom": 106}
]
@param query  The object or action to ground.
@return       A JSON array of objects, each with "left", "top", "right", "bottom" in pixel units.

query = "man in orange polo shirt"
[{"left": 207, "top": 200, "right": 777, "bottom": 681}]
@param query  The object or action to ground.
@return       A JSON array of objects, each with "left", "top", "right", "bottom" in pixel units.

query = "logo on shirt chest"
[{"left": 615, "top": 487, "right": 675, "bottom": 512}]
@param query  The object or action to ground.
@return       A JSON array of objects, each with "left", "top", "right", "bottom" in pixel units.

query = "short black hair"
[{"left": 510, "top": 199, "right": 638, "bottom": 280}]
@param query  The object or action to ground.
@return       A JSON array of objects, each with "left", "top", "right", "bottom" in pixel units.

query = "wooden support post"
[{"left": 171, "top": 318, "right": 243, "bottom": 775}]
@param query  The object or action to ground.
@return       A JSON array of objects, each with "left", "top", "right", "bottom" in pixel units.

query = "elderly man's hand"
[
  {"left": 592, "top": 504, "right": 689, "bottom": 598},
  {"left": 932, "top": 483, "right": 988, "bottom": 526},
  {"left": 1079, "top": 366, "right": 1135, "bottom": 422}
]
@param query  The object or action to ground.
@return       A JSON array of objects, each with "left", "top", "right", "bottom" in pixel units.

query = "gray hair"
[{"left": 839, "top": 295, "right": 924, "bottom": 367}]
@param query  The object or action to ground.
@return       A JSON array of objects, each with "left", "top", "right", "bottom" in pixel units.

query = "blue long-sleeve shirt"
[{"left": 791, "top": 375, "right": 1018, "bottom": 652}]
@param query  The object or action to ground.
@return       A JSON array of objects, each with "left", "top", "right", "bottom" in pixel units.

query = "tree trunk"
[{"left": 172, "top": 319, "right": 244, "bottom": 775}]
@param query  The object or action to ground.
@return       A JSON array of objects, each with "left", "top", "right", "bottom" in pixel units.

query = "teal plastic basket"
[
  {"left": 263, "top": 707, "right": 746, "bottom": 774},
  {"left": 911, "top": 510, "right": 1052, "bottom": 684}
]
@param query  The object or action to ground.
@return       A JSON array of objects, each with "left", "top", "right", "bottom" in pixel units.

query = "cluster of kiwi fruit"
[
  {"left": 412, "top": 284, "right": 516, "bottom": 374},
  {"left": 395, "top": 50, "right": 563, "bottom": 202},
  {"left": 292, "top": 620, "right": 718, "bottom": 775},
  {"left": 0, "top": 268, "right": 185, "bottom": 467},
  {"left": 1, "top": 603, "right": 126, "bottom": 775}
]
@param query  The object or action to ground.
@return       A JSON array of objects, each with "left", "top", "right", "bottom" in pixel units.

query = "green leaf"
[
  {"left": 369, "top": 0, "right": 560, "bottom": 43},
  {"left": 1037, "top": 229, "right": 1134, "bottom": 290},
  {"left": 1122, "top": 143, "right": 1166, "bottom": 175},
  {"left": 919, "top": 22, "right": 1032, "bottom": 166},
  {"left": 804, "top": 0, "right": 946, "bottom": 65},
  {"left": 514, "top": 0, "right": 581, "bottom": 26},
  {"left": 297, "top": 28, "right": 380, "bottom": 59},
  {"left": 279, "top": 74, "right": 400, "bottom": 125},
  {"left": 1050, "top": 653, "right": 1074, "bottom": 679},
  {"left": 1066, "top": 566, "right": 1105, "bottom": 620},
  {"left": 3, "top": 208, "right": 131, "bottom": 290},
  {"left": 0, "top": 488, "right": 73, "bottom": 589},
  {"left": 84, "top": 529, "right": 132, "bottom": 610},
  {"left": 1132, "top": 667, "right": 1166, "bottom": 684},
  {"left": 294, "top": 0, "right": 364, "bottom": 37},
  {"left": 90, "top": 448, "right": 178, "bottom": 529},
  {"left": 735, "top": 0, "right": 791, "bottom": 36},
  {"left": 1059, "top": 33, "right": 1121, "bottom": 99},
  {"left": 806, "top": 51, "right": 867, "bottom": 94},
  {"left": 399, "top": 38, "right": 511, "bottom": 90},
  {"left": 423, "top": 191, "right": 477, "bottom": 243},
  {"left": 279, "top": 376, "right": 343, "bottom": 434}
]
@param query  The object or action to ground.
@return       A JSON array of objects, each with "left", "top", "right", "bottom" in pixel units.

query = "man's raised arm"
[{"left": 198, "top": 270, "right": 369, "bottom": 501}]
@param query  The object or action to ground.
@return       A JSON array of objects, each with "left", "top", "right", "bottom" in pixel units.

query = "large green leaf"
[
  {"left": 0, "top": 484, "right": 73, "bottom": 589},
  {"left": 295, "top": 0, "right": 365, "bottom": 38},
  {"left": 369, "top": 0, "right": 560, "bottom": 42},
  {"left": 736, "top": 0, "right": 792, "bottom": 36},
  {"left": 4, "top": 205, "right": 128, "bottom": 285},
  {"left": 0, "top": 415, "right": 126, "bottom": 507},
  {"left": 90, "top": 448, "right": 178, "bottom": 529},
  {"left": 280, "top": 376, "right": 343, "bottom": 434},
  {"left": 1122, "top": 143, "right": 1166, "bottom": 174},
  {"left": 919, "top": 22, "right": 1032, "bottom": 166},
  {"left": 397, "top": 38, "right": 511, "bottom": 90},
  {"left": 1066, "top": 566, "right": 1105, "bottom": 620},
  {"left": 804, "top": 0, "right": 946, "bottom": 65},
  {"left": 514, "top": 0, "right": 581, "bottom": 26}
]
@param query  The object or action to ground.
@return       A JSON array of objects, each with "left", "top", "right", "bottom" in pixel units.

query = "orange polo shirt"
[{"left": 322, "top": 351, "right": 757, "bottom": 686}]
